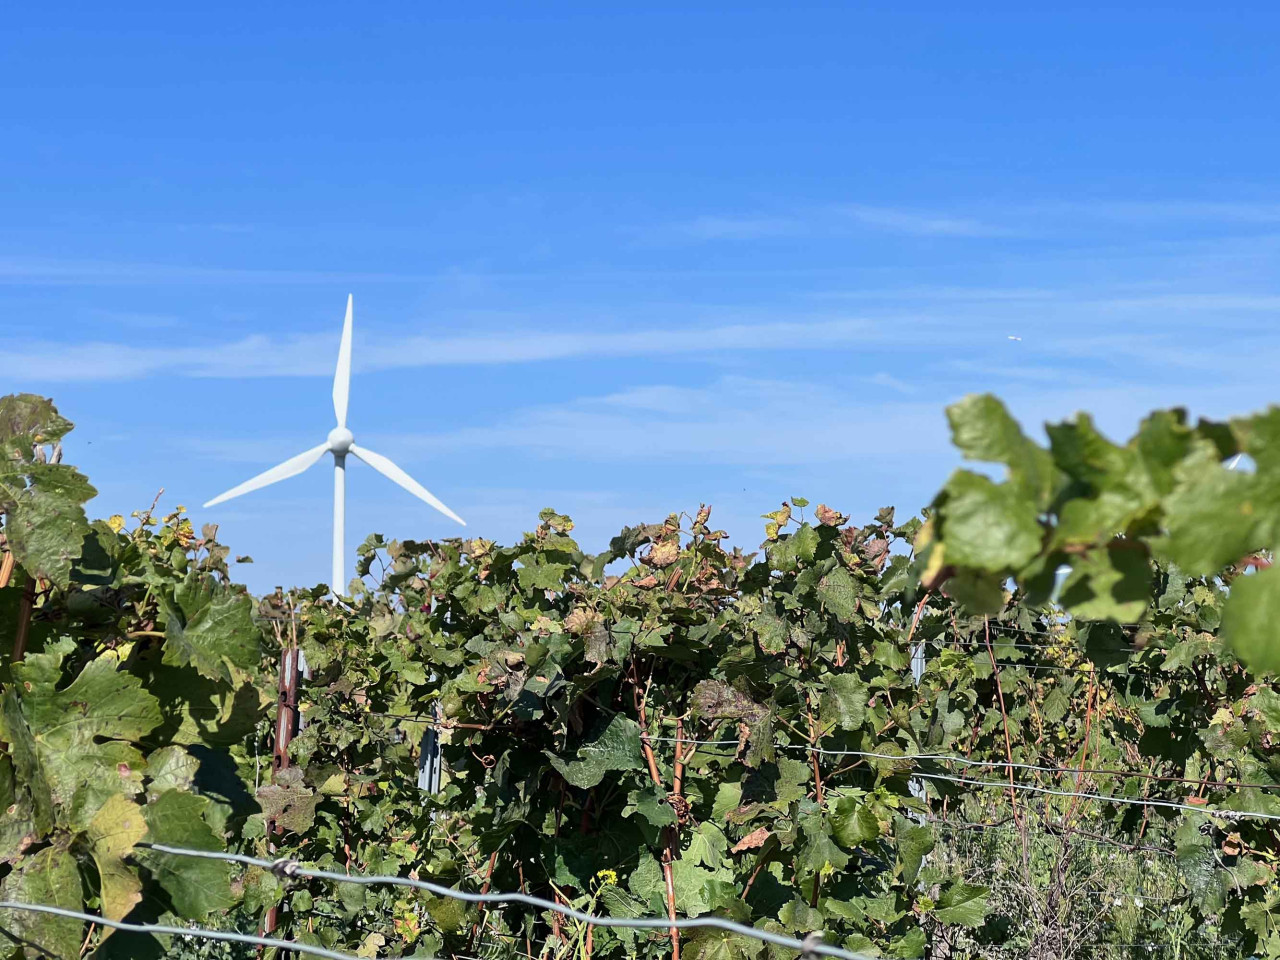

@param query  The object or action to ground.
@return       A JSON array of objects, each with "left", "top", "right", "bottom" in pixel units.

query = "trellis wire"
[
  {"left": 925, "top": 814, "right": 1179, "bottom": 858},
  {"left": 346, "top": 710, "right": 1280, "bottom": 795},
  {"left": 140, "top": 843, "right": 874, "bottom": 960},
  {"left": 644, "top": 740, "right": 1280, "bottom": 821},
  {"left": 904, "top": 769, "right": 1280, "bottom": 821},
  {"left": 640, "top": 737, "right": 1280, "bottom": 796},
  {"left": 0, "top": 901, "right": 359, "bottom": 960}
]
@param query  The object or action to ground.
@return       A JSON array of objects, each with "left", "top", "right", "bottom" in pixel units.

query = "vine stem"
[
  {"left": 673, "top": 718, "right": 687, "bottom": 797},
  {"left": 804, "top": 694, "right": 826, "bottom": 908},
  {"left": 906, "top": 591, "right": 930, "bottom": 648},
  {"left": 78, "top": 921, "right": 96, "bottom": 956},
  {"left": 664, "top": 717, "right": 689, "bottom": 960},
  {"left": 982, "top": 617, "right": 1027, "bottom": 863},
  {"left": 467, "top": 850, "right": 500, "bottom": 951},
  {"left": 517, "top": 862, "right": 534, "bottom": 960},
  {"left": 1062, "top": 678, "right": 1098, "bottom": 826},
  {"left": 633, "top": 667, "right": 679, "bottom": 960},
  {"left": 12, "top": 576, "right": 35, "bottom": 664},
  {"left": 741, "top": 848, "right": 775, "bottom": 901},
  {"left": 633, "top": 672, "right": 665, "bottom": 787}
]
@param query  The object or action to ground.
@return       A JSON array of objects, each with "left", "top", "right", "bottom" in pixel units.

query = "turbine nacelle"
[{"left": 327, "top": 426, "right": 354, "bottom": 455}]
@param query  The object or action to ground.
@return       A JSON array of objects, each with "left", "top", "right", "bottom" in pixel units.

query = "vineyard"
[{"left": 2, "top": 390, "right": 1279, "bottom": 960}]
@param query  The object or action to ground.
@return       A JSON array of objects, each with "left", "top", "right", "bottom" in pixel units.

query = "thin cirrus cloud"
[
  {"left": 1018, "top": 200, "right": 1280, "bottom": 224},
  {"left": 368, "top": 372, "right": 1279, "bottom": 474},
  {"left": 665, "top": 203, "right": 1006, "bottom": 241},
  {"left": 13, "top": 287, "right": 1278, "bottom": 385},
  {"left": 8, "top": 315, "right": 901, "bottom": 383},
  {"left": 0, "top": 257, "right": 438, "bottom": 286},
  {"left": 381, "top": 376, "right": 953, "bottom": 468},
  {"left": 836, "top": 204, "right": 1008, "bottom": 237},
  {"left": 181, "top": 379, "right": 953, "bottom": 490},
  {"left": 664, "top": 197, "right": 1280, "bottom": 245}
]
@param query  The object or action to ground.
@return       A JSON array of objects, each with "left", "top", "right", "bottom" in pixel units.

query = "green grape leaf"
[
  {"left": 889, "top": 927, "right": 927, "bottom": 958},
  {"left": 1161, "top": 447, "right": 1275, "bottom": 575},
  {"left": 791, "top": 523, "right": 819, "bottom": 563},
  {"left": 143, "top": 746, "right": 200, "bottom": 797},
  {"left": 630, "top": 786, "right": 677, "bottom": 827},
  {"left": 942, "top": 568, "right": 1005, "bottom": 614},
  {"left": 819, "top": 674, "right": 867, "bottom": 732},
  {"left": 753, "top": 607, "right": 789, "bottom": 655},
  {"left": 937, "top": 470, "right": 1042, "bottom": 572},
  {"left": 629, "top": 856, "right": 730, "bottom": 918},
  {"left": 686, "top": 822, "right": 729, "bottom": 869},
  {"left": 1058, "top": 542, "right": 1152, "bottom": 623},
  {"left": 1175, "top": 820, "right": 1226, "bottom": 916},
  {"left": 1248, "top": 687, "right": 1280, "bottom": 730},
  {"left": 830, "top": 796, "right": 880, "bottom": 848},
  {"left": 1233, "top": 406, "right": 1280, "bottom": 473},
  {"left": 140, "top": 790, "right": 235, "bottom": 918},
  {"left": 516, "top": 559, "right": 571, "bottom": 591},
  {"left": 684, "top": 929, "right": 763, "bottom": 960},
  {"left": 798, "top": 811, "right": 849, "bottom": 877},
  {"left": 1222, "top": 563, "right": 1280, "bottom": 674},
  {"left": 0, "top": 394, "right": 97, "bottom": 586},
  {"left": 8, "top": 641, "right": 160, "bottom": 830},
  {"left": 0, "top": 842, "right": 83, "bottom": 959},
  {"left": 159, "top": 573, "right": 260, "bottom": 683},
  {"left": 546, "top": 713, "right": 643, "bottom": 789},
  {"left": 932, "top": 880, "right": 990, "bottom": 927},
  {"left": 946, "top": 394, "right": 1058, "bottom": 505},
  {"left": 0, "top": 754, "right": 37, "bottom": 864},
  {"left": 817, "top": 566, "right": 860, "bottom": 622},
  {"left": 894, "top": 815, "right": 934, "bottom": 885}
]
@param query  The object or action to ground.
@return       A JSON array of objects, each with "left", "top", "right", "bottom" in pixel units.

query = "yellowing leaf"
[{"left": 88, "top": 793, "right": 147, "bottom": 925}]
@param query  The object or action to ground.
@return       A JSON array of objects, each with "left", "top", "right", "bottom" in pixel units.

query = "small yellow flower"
[
  {"left": 106, "top": 515, "right": 126, "bottom": 534},
  {"left": 595, "top": 868, "right": 618, "bottom": 887}
]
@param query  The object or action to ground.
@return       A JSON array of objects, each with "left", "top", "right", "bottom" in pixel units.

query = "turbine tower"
[{"left": 203, "top": 295, "right": 465, "bottom": 592}]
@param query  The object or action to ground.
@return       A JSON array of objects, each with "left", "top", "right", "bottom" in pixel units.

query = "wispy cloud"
[
  {"left": 372, "top": 371, "right": 1279, "bottom": 473},
  {"left": 385, "top": 377, "right": 951, "bottom": 468},
  {"left": 0, "top": 257, "right": 435, "bottom": 286},
  {"left": 16, "top": 276, "right": 1280, "bottom": 385},
  {"left": 673, "top": 215, "right": 804, "bottom": 240},
  {"left": 810, "top": 285, "right": 1060, "bottom": 302},
  {"left": 661, "top": 203, "right": 1007, "bottom": 242},
  {"left": 662, "top": 197, "right": 1280, "bottom": 246},
  {"left": 8, "top": 316, "right": 899, "bottom": 383},
  {"left": 866, "top": 371, "right": 918, "bottom": 394},
  {"left": 1024, "top": 200, "right": 1280, "bottom": 224},
  {"left": 837, "top": 204, "right": 1008, "bottom": 237}
]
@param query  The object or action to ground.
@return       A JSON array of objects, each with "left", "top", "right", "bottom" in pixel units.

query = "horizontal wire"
[
  {"left": 348, "top": 711, "right": 1279, "bottom": 795},
  {"left": 140, "top": 844, "right": 874, "bottom": 960},
  {"left": 651, "top": 738, "right": 1280, "bottom": 817},
  {"left": 643, "top": 737, "right": 1280, "bottom": 793},
  {"left": 0, "top": 902, "right": 358, "bottom": 960},
  {"left": 905, "top": 770, "right": 1280, "bottom": 821},
  {"left": 925, "top": 816, "right": 1178, "bottom": 858}
]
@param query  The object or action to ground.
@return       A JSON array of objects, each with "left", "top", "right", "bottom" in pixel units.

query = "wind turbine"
[{"left": 203, "top": 295, "right": 465, "bottom": 592}]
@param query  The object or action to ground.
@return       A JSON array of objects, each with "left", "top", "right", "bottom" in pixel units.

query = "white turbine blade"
[
  {"left": 349, "top": 443, "right": 466, "bottom": 526},
  {"left": 203, "top": 443, "right": 329, "bottom": 508},
  {"left": 333, "top": 294, "right": 353, "bottom": 428}
]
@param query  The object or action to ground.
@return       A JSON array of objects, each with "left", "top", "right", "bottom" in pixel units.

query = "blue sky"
[{"left": 5, "top": 4, "right": 1280, "bottom": 591}]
